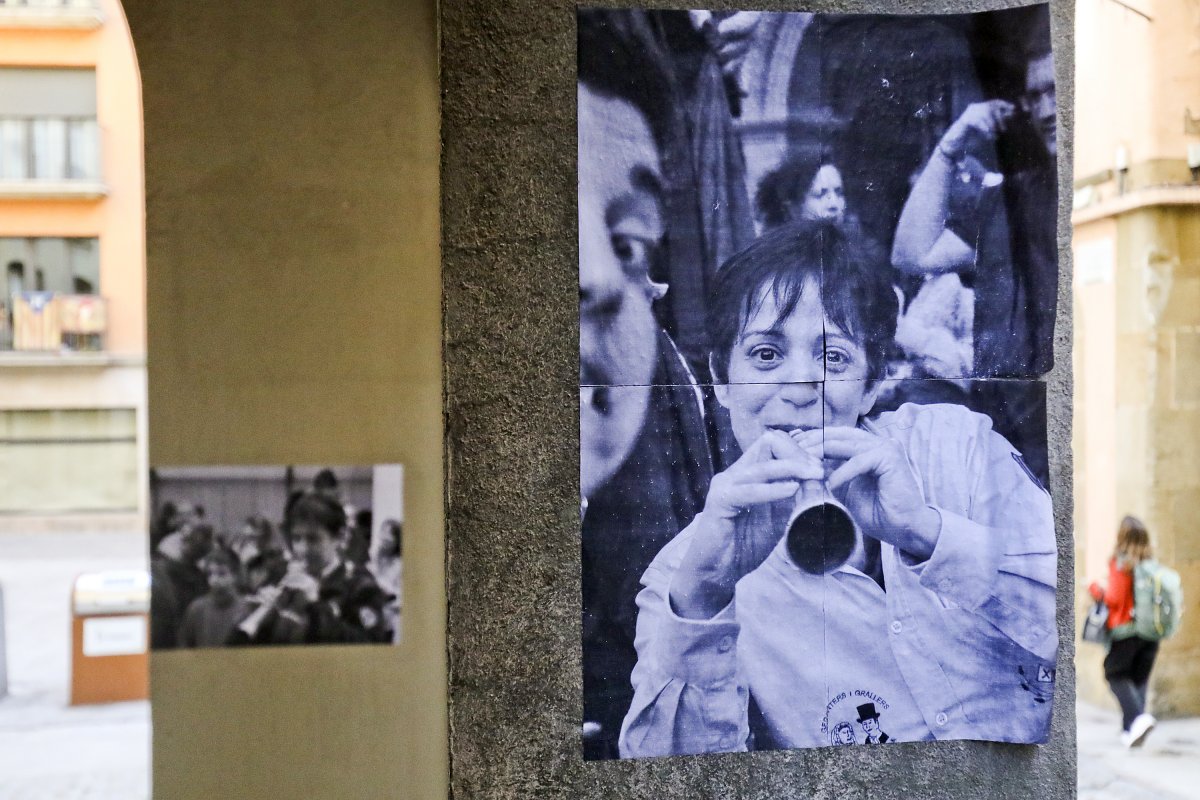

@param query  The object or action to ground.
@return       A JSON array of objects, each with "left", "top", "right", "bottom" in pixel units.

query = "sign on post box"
[{"left": 70, "top": 570, "right": 150, "bottom": 706}]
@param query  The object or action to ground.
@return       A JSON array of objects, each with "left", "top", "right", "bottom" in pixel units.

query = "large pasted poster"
[{"left": 579, "top": 6, "right": 1058, "bottom": 759}]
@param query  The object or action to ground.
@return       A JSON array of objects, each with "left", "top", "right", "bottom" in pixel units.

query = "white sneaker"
[{"left": 1127, "top": 713, "right": 1156, "bottom": 748}]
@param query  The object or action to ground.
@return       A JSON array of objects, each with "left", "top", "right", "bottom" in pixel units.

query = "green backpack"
[{"left": 1133, "top": 559, "right": 1184, "bottom": 641}]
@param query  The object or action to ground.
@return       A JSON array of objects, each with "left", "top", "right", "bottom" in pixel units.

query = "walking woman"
[{"left": 1089, "top": 516, "right": 1159, "bottom": 748}]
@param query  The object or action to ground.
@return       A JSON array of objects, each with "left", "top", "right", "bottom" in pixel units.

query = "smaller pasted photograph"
[{"left": 148, "top": 464, "right": 403, "bottom": 649}]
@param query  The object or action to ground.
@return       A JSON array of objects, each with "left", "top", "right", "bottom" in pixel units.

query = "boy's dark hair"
[
  {"left": 313, "top": 468, "right": 338, "bottom": 491},
  {"left": 246, "top": 550, "right": 289, "bottom": 586},
  {"left": 203, "top": 545, "right": 240, "bottom": 573},
  {"left": 577, "top": 9, "right": 674, "bottom": 154},
  {"left": 707, "top": 220, "right": 897, "bottom": 383},
  {"left": 289, "top": 492, "right": 347, "bottom": 537}
]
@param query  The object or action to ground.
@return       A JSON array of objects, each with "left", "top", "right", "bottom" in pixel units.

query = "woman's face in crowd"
[
  {"left": 291, "top": 520, "right": 340, "bottom": 577},
  {"left": 714, "top": 276, "right": 879, "bottom": 451},
  {"left": 795, "top": 164, "right": 846, "bottom": 223}
]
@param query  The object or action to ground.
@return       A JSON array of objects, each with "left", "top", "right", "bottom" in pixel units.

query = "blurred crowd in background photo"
[{"left": 149, "top": 465, "right": 404, "bottom": 649}]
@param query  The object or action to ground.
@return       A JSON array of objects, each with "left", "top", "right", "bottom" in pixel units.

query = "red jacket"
[{"left": 1089, "top": 557, "right": 1135, "bottom": 630}]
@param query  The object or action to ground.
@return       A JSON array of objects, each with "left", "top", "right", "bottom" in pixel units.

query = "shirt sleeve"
[
  {"left": 907, "top": 413, "right": 1058, "bottom": 662},
  {"left": 618, "top": 522, "right": 749, "bottom": 758}
]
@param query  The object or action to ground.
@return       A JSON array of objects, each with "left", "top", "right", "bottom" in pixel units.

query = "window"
[
  {"left": 1, "top": 237, "right": 102, "bottom": 351},
  {"left": 0, "top": 68, "right": 99, "bottom": 181}
]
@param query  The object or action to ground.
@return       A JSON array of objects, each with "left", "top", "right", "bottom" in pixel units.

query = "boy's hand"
[
  {"left": 670, "top": 430, "right": 822, "bottom": 619},
  {"left": 794, "top": 427, "right": 940, "bottom": 560}
]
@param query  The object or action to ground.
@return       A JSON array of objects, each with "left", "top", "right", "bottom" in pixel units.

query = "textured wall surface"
[
  {"left": 442, "top": 0, "right": 1076, "bottom": 797},
  {"left": 122, "top": 1, "right": 445, "bottom": 798}
]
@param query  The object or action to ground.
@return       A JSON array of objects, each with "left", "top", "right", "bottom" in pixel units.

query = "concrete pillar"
[{"left": 122, "top": 1, "right": 444, "bottom": 798}]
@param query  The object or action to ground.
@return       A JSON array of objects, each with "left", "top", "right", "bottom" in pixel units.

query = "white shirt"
[{"left": 619, "top": 403, "right": 1057, "bottom": 757}]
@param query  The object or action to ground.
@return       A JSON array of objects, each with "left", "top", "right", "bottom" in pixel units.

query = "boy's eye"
[
  {"left": 750, "top": 345, "right": 780, "bottom": 364},
  {"left": 825, "top": 349, "right": 849, "bottom": 368}
]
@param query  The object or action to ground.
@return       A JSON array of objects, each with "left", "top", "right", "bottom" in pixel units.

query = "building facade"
[
  {"left": 1073, "top": 0, "right": 1200, "bottom": 713},
  {"left": 0, "top": 0, "right": 145, "bottom": 526}
]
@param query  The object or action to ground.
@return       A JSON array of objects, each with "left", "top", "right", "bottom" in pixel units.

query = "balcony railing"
[
  {"left": 0, "top": 0, "right": 103, "bottom": 30},
  {"left": 2, "top": 292, "right": 107, "bottom": 353},
  {"left": 0, "top": 116, "right": 104, "bottom": 198}
]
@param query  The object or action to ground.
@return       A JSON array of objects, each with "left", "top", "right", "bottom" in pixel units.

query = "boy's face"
[
  {"left": 714, "top": 277, "right": 879, "bottom": 451},
  {"left": 206, "top": 561, "right": 236, "bottom": 593},
  {"left": 291, "top": 520, "right": 340, "bottom": 577},
  {"left": 578, "top": 83, "right": 664, "bottom": 498},
  {"left": 248, "top": 566, "right": 269, "bottom": 591}
]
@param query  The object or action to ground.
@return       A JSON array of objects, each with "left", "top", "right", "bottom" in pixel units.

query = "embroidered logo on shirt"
[
  {"left": 822, "top": 690, "right": 892, "bottom": 745},
  {"left": 1018, "top": 664, "right": 1055, "bottom": 703}
]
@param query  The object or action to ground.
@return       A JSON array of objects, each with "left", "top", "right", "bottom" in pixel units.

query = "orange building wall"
[{"left": 0, "top": 0, "right": 145, "bottom": 357}]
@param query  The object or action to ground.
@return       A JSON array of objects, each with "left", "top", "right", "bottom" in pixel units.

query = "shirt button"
[
  {"left": 938, "top": 578, "right": 953, "bottom": 592},
  {"left": 890, "top": 620, "right": 903, "bottom": 634},
  {"left": 936, "top": 712, "right": 949, "bottom": 726},
  {"left": 718, "top": 635, "right": 734, "bottom": 653}
]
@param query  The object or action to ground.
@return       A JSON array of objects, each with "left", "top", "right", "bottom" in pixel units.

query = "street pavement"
[
  {"left": 3, "top": 528, "right": 1200, "bottom": 798},
  {"left": 0, "top": 528, "right": 149, "bottom": 800},
  {"left": 1078, "top": 699, "right": 1200, "bottom": 800}
]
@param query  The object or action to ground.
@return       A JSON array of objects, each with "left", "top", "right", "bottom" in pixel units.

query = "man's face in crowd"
[
  {"left": 1024, "top": 53, "right": 1056, "bottom": 158},
  {"left": 291, "top": 520, "right": 340, "bottom": 577},
  {"left": 715, "top": 277, "right": 880, "bottom": 451},
  {"left": 578, "top": 82, "right": 664, "bottom": 498},
  {"left": 861, "top": 717, "right": 880, "bottom": 734}
]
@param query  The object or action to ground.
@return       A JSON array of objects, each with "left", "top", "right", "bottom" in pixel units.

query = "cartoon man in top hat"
[{"left": 857, "top": 703, "right": 890, "bottom": 744}]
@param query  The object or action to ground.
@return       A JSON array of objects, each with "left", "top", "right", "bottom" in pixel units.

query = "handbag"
[{"left": 1082, "top": 599, "right": 1110, "bottom": 644}]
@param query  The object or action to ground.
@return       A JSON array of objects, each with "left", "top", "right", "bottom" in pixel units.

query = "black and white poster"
[
  {"left": 149, "top": 464, "right": 403, "bottom": 649},
  {"left": 579, "top": 6, "right": 1058, "bottom": 759}
]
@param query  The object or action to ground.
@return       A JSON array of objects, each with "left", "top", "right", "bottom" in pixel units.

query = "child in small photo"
[{"left": 178, "top": 547, "right": 251, "bottom": 648}]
